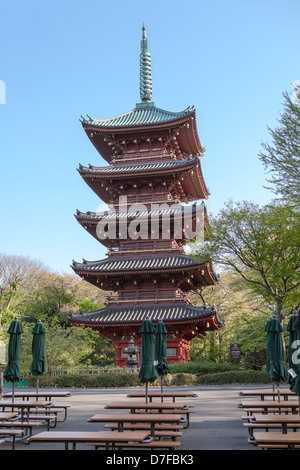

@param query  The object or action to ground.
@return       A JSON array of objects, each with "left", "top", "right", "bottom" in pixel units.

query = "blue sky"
[{"left": 0, "top": 0, "right": 299, "bottom": 274}]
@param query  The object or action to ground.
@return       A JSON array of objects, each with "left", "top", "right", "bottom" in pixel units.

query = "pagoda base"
[{"left": 69, "top": 304, "right": 222, "bottom": 367}]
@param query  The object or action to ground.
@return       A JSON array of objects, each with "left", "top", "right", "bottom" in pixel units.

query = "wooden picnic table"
[
  {"left": 0, "top": 400, "right": 52, "bottom": 421},
  {"left": 88, "top": 412, "right": 182, "bottom": 438},
  {"left": 239, "top": 389, "right": 296, "bottom": 401},
  {"left": 0, "top": 429, "right": 25, "bottom": 450},
  {"left": 0, "top": 412, "right": 19, "bottom": 421},
  {"left": 104, "top": 401, "right": 194, "bottom": 428},
  {"left": 253, "top": 431, "right": 300, "bottom": 450},
  {"left": 250, "top": 414, "right": 300, "bottom": 433},
  {"left": 240, "top": 400, "right": 300, "bottom": 415},
  {"left": 3, "top": 391, "right": 71, "bottom": 401},
  {"left": 30, "top": 430, "right": 150, "bottom": 450},
  {"left": 105, "top": 401, "right": 193, "bottom": 413},
  {"left": 127, "top": 391, "right": 198, "bottom": 402}
]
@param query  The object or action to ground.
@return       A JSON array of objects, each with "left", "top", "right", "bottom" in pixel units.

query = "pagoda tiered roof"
[
  {"left": 71, "top": 254, "right": 218, "bottom": 287},
  {"left": 80, "top": 103, "right": 196, "bottom": 129},
  {"left": 75, "top": 203, "right": 207, "bottom": 247},
  {"left": 78, "top": 155, "right": 199, "bottom": 175},
  {"left": 69, "top": 303, "right": 222, "bottom": 328},
  {"left": 80, "top": 102, "right": 204, "bottom": 162},
  {"left": 72, "top": 254, "right": 199, "bottom": 272},
  {"left": 76, "top": 202, "right": 200, "bottom": 222},
  {"left": 78, "top": 156, "right": 209, "bottom": 202}
]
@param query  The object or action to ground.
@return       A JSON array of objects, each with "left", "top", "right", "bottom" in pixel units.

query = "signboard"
[{"left": 230, "top": 343, "right": 241, "bottom": 361}]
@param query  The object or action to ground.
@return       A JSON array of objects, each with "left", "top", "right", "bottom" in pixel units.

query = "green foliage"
[
  {"left": 0, "top": 254, "right": 110, "bottom": 370},
  {"left": 77, "top": 297, "right": 104, "bottom": 312},
  {"left": 197, "top": 370, "right": 271, "bottom": 385},
  {"left": 193, "top": 200, "right": 300, "bottom": 320},
  {"left": 168, "top": 361, "right": 240, "bottom": 375},
  {"left": 242, "top": 350, "right": 267, "bottom": 371},
  {"left": 32, "top": 373, "right": 141, "bottom": 388},
  {"left": 234, "top": 309, "right": 268, "bottom": 352},
  {"left": 14, "top": 319, "right": 98, "bottom": 374},
  {"left": 259, "top": 88, "right": 300, "bottom": 205},
  {"left": 27, "top": 369, "right": 271, "bottom": 387},
  {"left": 30, "top": 372, "right": 200, "bottom": 388},
  {"left": 78, "top": 335, "right": 115, "bottom": 367}
]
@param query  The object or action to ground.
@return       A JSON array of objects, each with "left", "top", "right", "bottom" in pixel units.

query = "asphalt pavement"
[{"left": 0, "top": 383, "right": 263, "bottom": 454}]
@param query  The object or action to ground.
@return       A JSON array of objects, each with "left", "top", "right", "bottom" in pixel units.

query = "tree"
[
  {"left": 22, "top": 272, "right": 106, "bottom": 325},
  {"left": 192, "top": 200, "right": 300, "bottom": 323},
  {"left": 259, "top": 85, "right": 300, "bottom": 205},
  {"left": 189, "top": 272, "right": 268, "bottom": 364},
  {"left": 0, "top": 254, "right": 48, "bottom": 323},
  {"left": 20, "top": 319, "right": 98, "bottom": 373}
]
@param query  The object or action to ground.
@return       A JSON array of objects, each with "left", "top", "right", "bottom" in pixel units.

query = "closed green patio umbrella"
[
  {"left": 155, "top": 320, "right": 168, "bottom": 393},
  {"left": 286, "top": 310, "right": 300, "bottom": 413},
  {"left": 3, "top": 317, "right": 23, "bottom": 403},
  {"left": 30, "top": 320, "right": 46, "bottom": 397},
  {"left": 138, "top": 316, "right": 158, "bottom": 403},
  {"left": 264, "top": 316, "right": 288, "bottom": 402}
]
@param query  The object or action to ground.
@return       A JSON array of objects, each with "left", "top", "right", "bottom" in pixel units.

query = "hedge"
[
  {"left": 27, "top": 369, "right": 272, "bottom": 388},
  {"left": 197, "top": 370, "right": 271, "bottom": 385},
  {"left": 168, "top": 361, "right": 240, "bottom": 375}
]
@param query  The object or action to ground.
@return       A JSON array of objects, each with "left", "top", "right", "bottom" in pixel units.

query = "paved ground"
[{"left": 0, "top": 383, "right": 262, "bottom": 453}]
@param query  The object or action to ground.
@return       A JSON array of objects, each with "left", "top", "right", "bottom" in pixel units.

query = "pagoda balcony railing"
[
  {"left": 107, "top": 247, "right": 184, "bottom": 255},
  {"left": 105, "top": 293, "right": 194, "bottom": 305},
  {"left": 113, "top": 153, "right": 175, "bottom": 163},
  {"left": 111, "top": 196, "right": 179, "bottom": 207}
]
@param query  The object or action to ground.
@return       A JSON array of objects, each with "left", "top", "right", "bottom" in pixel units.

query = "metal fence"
[{"left": 22, "top": 365, "right": 138, "bottom": 377}]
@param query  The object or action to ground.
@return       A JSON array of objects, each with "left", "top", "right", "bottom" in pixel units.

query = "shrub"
[
  {"left": 168, "top": 361, "right": 240, "bottom": 375},
  {"left": 26, "top": 369, "right": 272, "bottom": 388},
  {"left": 197, "top": 370, "right": 271, "bottom": 385}
]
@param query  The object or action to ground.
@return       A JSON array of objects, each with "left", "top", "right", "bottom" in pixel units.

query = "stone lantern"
[{"left": 124, "top": 337, "right": 140, "bottom": 373}]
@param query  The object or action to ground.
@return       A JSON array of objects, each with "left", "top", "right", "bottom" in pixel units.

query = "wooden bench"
[
  {"left": 0, "top": 429, "right": 25, "bottom": 450},
  {"left": 258, "top": 443, "right": 300, "bottom": 450},
  {"left": 240, "top": 400, "right": 299, "bottom": 415},
  {"left": 127, "top": 391, "right": 198, "bottom": 402},
  {"left": 47, "top": 404, "right": 71, "bottom": 421},
  {"left": 28, "top": 404, "right": 71, "bottom": 422},
  {"left": 253, "top": 431, "right": 300, "bottom": 449},
  {"left": 104, "top": 423, "right": 183, "bottom": 431},
  {"left": 134, "top": 408, "right": 195, "bottom": 428},
  {"left": 242, "top": 408, "right": 265, "bottom": 415},
  {"left": 244, "top": 422, "right": 300, "bottom": 432},
  {"left": 30, "top": 430, "right": 151, "bottom": 450},
  {"left": 103, "top": 424, "right": 182, "bottom": 440},
  {"left": 244, "top": 422, "right": 300, "bottom": 444},
  {"left": 21, "top": 414, "right": 58, "bottom": 430},
  {"left": 0, "top": 420, "right": 43, "bottom": 437},
  {"left": 88, "top": 412, "right": 184, "bottom": 439},
  {"left": 89, "top": 440, "right": 181, "bottom": 450}
]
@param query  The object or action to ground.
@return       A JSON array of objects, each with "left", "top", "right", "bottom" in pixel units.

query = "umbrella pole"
[
  {"left": 36, "top": 376, "right": 39, "bottom": 400},
  {"left": 12, "top": 381, "right": 15, "bottom": 404},
  {"left": 272, "top": 382, "right": 275, "bottom": 401}
]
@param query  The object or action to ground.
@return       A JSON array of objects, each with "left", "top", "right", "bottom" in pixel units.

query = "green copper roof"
[
  {"left": 69, "top": 304, "right": 219, "bottom": 325},
  {"left": 80, "top": 103, "right": 196, "bottom": 128},
  {"left": 79, "top": 25, "right": 196, "bottom": 129}
]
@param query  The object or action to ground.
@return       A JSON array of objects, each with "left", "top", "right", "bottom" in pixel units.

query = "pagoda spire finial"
[{"left": 139, "top": 24, "right": 153, "bottom": 102}]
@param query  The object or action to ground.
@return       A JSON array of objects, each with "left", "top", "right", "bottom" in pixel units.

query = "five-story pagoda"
[{"left": 70, "top": 25, "right": 222, "bottom": 365}]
